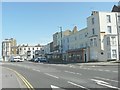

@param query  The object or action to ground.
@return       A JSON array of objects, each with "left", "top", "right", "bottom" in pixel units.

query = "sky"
[{"left": 2, "top": 2, "right": 118, "bottom": 45}]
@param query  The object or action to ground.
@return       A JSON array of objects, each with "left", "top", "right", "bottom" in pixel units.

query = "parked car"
[{"left": 34, "top": 57, "right": 48, "bottom": 62}]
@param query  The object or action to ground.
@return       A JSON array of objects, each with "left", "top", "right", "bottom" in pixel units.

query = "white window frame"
[
  {"left": 107, "top": 26, "right": 112, "bottom": 33},
  {"left": 111, "top": 37, "right": 116, "bottom": 46},
  {"left": 107, "top": 37, "right": 110, "bottom": 45},
  {"left": 106, "top": 15, "right": 111, "bottom": 23},
  {"left": 112, "top": 49, "right": 117, "bottom": 58}
]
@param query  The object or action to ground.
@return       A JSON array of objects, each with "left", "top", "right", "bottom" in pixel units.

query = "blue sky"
[{"left": 2, "top": 2, "right": 117, "bottom": 45}]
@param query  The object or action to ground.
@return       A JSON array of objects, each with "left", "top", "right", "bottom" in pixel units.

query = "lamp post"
[
  {"left": 115, "top": 13, "right": 120, "bottom": 61},
  {"left": 59, "top": 26, "right": 63, "bottom": 63}
]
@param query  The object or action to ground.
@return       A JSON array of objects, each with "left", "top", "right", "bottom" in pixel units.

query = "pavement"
[
  {"left": 68, "top": 61, "right": 120, "bottom": 66},
  {"left": 0, "top": 63, "right": 26, "bottom": 89},
  {"left": 47, "top": 60, "right": 120, "bottom": 67},
  {"left": 1, "top": 61, "right": 119, "bottom": 90}
]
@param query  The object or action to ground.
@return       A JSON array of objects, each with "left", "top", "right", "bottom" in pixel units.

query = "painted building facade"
[
  {"left": 62, "top": 28, "right": 89, "bottom": 62},
  {"left": 52, "top": 29, "right": 71, "bottom": 61},
  {"left": 2, "top": 38, "right": 17, "bottom": 61},
  {"left": 87, "top": 11, "right": 119, "bottom": 61},
  {"left": 62, "top": 11, "right": 119, "bottom": 62},
  {"left": 17, "top": 44, "right": 44, "bottom": 60},
  {"left": 44, "top": 42, "right": 53, "bottom": 60}
]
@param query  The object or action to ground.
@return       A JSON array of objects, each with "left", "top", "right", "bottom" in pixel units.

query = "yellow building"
[{"left": 2, "top": 38, "right": 17, "bottom": 61}]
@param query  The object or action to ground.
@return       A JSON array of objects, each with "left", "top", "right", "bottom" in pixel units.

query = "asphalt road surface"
[{"left": 1, "top": 61, "right": 120, "bottom": 90}]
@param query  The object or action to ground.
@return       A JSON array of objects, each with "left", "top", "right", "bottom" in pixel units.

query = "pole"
[
  {"left": 60, "top": 26, "right": 63, "bottom": 63},
  {"left": 115, "top": 13, "right": 120, "bottom": 61}
]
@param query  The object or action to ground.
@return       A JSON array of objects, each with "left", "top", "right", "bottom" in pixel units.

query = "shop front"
[{"left": 66, "top": 48, "right": 87, "bottom": 63}]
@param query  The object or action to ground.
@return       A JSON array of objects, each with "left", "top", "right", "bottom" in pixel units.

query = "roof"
[{"left": 112, "top": 5, "right": 120, "bottom": 12}]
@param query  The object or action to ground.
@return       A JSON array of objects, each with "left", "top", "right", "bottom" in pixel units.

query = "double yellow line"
[{"left": 3, "top": 67, "right": 34, "bottom": 90}]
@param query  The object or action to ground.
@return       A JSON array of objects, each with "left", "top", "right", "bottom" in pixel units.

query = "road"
[{"left": 1, "top": 61, "right": 120, "bottom": 90}]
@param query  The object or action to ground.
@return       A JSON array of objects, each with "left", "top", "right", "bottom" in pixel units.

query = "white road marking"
[
  {"left": 35, "top": 63, "right": 43, "bottom": 64},
  {"left": 76, "top": 73, "right": 82, "bottom": 75},
  {"left": 45, "top": 73, "right": 59, "bottom": 79},
  {"left": 95, "top": 77, "right": 119, "bottom": 83},
  {"left": 65, "top": 71, "right": 82, "bottom": 75},
  {"left": 51, "top": 85, "right": 60, "bottom": 88},
  {"left": 91, "top": 79, "right": 109, "bottom": 84},
  {"left": 27, "top": 62, "right": 33, "bottom": 63},
  {"left": 32, "top": 69, "right": 36, "bottom": 71},
  {"left": 32, "top": 69, "right": 41, "bottom": 72},
  {"left": 68, "top": 81, "right": 89, "bottom": 90},
  {"left": 36, "top": 70, "right": 41, "bottom": 72},
  {"left": 98, "top": 69, "right": 103, "bottom": 71},
  {"left": 112, "top": 71, "right": 118, "bottom": 73},
  {"left": 65, "top": 71, "right": 76, "bottom": 74},
  {"left": 83, "top": 68, "right": 87, "bottom": 69},
  {"left": 104, "top": 70, "right": 110, "bottom": 72},
  {"left": 80, "top": 66, "right": 83, "bottom": 68},
  {"left": 69, "top": 65, "right": 73, "bottom": 67},
  {"left": 91, "top": 79, "right": 120, "bottom": 89},
  {"left": 87, "top": 68, "right": 90, "bottom": 70},
  {"left": 78, "top": 65, "right": 117, "bottom": 73}
]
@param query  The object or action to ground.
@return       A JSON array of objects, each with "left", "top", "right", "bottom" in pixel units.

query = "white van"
[{"left": 10, "top": 56, "right": 23, "bottom": 62}]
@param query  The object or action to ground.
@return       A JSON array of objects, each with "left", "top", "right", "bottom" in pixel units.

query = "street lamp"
[
  {"left": 115, "top": 13, "right": 120, "bottom": 61},
  {"left": 59, "top": 26, "right": 63, "bottom": 62}
]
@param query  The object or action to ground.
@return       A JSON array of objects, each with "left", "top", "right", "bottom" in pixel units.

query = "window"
[
  {"left": 107, "top": 37, "right": 110, "bottom": 45},
  {"left": 112, "top": 50, "right": 117, "bottom": 58},
  {"left": 85, "top": 33, "right": 88, "bottom": 37},
  {"left": 63, "top": 39, "right": 65, "bottom": 43},
  {"left": 107, "top": 53, "right": 111, "bottom": 58},
  {"left": 118, "top": 16, "right": 120, "bottom": 22},
  {"left": 79, "top": 34, "right": 82, "bottom": 39},
  {"left": 67, "top": 38, "right": 69, "bottom": 43},
  {"left": 75, "top": 36, "right": 77, "bottom": 40},
  {"left": 94, "top": 38, "right": 97, "bottom": 46},
  {"left": 33, "top": 51, "right": 34, "bottom": 54},
  {"left": 107, "top": 26, "right": 112, "bottom": 33},
  {"left": 28, "top": 48, "right": 30, "bottom": 50},
  {"left": 92, "top": 28, "right": 95, "bottom": 35},
  {"left": 111, "top": 37, "right": 116, "bottom": 45},
  {"left": 85, "top": 43, "right": 88, "bottom": 47},
  {"left": 80, "top": 44, "right": 83, "bottom": 48},
  {"left": 92, "top": 18, "right": 94, "bottom": 24},
  {"left": 33, "top": 48, "right": 34, "bottom": 50},
  {"left": 90, "top": 39, "right": 93, "bottom": 46},
  {"left": 24, "top": 48, "right": 26, "bottom": 50},
  {"left": 106, "top": 15, "right": 111, "bottom": 23}
]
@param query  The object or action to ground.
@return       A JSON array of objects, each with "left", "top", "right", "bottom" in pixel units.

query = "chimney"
[{"left": 91, "top": 11, "right": 98, "bottom": 15}]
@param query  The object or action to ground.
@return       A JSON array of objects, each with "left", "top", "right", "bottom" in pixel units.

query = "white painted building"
[
  {"left": 17, "top": 44, "right": 44, "bottom": 60},
  {"left": 62, "top": 11, "right": 119, "bottom": 62},
  {"left": 87, "top": 11, "right": 119, "bottom": 61}
]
